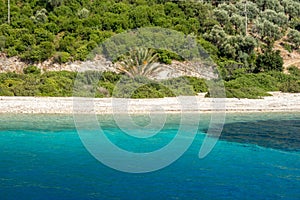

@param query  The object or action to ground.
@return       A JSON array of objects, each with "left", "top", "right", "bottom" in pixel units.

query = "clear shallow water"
[{"left": 0, "top": 113, "right": 299, "bottom": 200}]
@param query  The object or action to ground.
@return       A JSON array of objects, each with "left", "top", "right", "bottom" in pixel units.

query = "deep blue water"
[{"left": 0, "top": 113, "right": 300, "bottom": 200}]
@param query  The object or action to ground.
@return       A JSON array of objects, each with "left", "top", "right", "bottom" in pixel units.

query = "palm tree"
[{"left": 115, "top": 48, "right": 162, "bottom": 78}]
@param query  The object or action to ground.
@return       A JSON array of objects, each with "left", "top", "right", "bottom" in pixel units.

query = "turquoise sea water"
[{"left": 0, "top": 113, "right": 300, "bottom": 200}]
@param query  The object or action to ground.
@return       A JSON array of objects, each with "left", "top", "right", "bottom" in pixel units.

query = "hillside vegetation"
[{"left": 0, "top": 0, "right": 300, "bottom": 98}]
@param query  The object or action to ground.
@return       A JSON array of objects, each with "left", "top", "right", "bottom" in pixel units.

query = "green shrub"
[
  {"left": 255, "top": 50, "right": 283, "bottom": 72},
  {"left": 53, "top": 52, "right": 70, "bottom": 63},
  {"left": 75, "top": 45, "right": 89, "bottom": 61},
  {"left": 279, "top": 80, "right": 300, "bottom": 93},
  {"left": 267, "top": 71, "right": 293, "bottom": 83},
  {"left": 98, "top": 81, "right": 116, "bottom": 96},
  {"left": 0, "top": 84, "right": 14, "bottom": 96},
  {"left": 223, "top": 73, "right": 280, "bottom": 98},
  {"left": 39, "top": 71, "right": 75, "bottom": 96},
  {"left": 0, "top": 73, "right": 42, "bottom": 96},
  {"left": 155, "top": 49, "right": 184, "bottom": 64},
  {"left": 7, "top": 47, "right": 18, "bottom": 57},
  {"left": 108, "top": 75, "right": 195, "bottom": 98},
  {"left": 225, "top": 87, "right": 270, "bottom": 99},
  {"left": 131, "top": 84, "right": 166, "bottom": 98},
  {"left": 23, "top": 66, "right": 41, "bottom": 75},
  {"left": 182, "top": 76, "right": 208, "bottom": 93},
  {"left": 287, "top": 66, "right": 300, "bottom": 77},
  {"left": 161, "top": 76, "right": 196, "bottom": 96},
  {"left": 100, "top": 71, "right": 121, "bottom": 83},
  {"left": 39, "top": 78, "right": 62, "bottom": 96},
  {"left": 282, "top": 43, "right": 293, "bottom": 53}
]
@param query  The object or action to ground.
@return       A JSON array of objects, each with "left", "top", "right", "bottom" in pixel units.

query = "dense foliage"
[
  {"left": 0, "top": 0, "right": 300, "bottom": 98},
  {"left": 0, "top": 67, "right": 299, "bottom": 98},
  {"left": 1, "top": 0, "right": 299, "bottom": 63},
  {"left": 0, "top": 69, "right": 208, "bottom": 98}
]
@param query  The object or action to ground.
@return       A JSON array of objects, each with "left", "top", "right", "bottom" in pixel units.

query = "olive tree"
[
  {"left": 254, "top": 19, "right": 283, "bottom": 42},
  {"left": 213, "top": 9, "right": 229, "bottom": 26},
  {"left": 235, "top": 1, "right": 259, "bottom": 21},
  {"left": 281, "top": 0, "right": 300, "bottom": 19},
  {"left": 221, "top": 35, "right": 257, "bottom": 60},
  {"left": 204, "top": 25, "right": 227, "bottom": 47},
  {"left": 230, "top": 14, "right": 245, "bottom": 34},
  {"left": 217, "top": 3, "right": 238, "bottom": 17},
  {"left": 287, "top": 29, "right": 300, "bottom": 49},
  {"left": 253, "top": 0, "right": 284, "bottom": 12},
  {"left": 260, "top": 9, "right": 288, "bottom": 27},
  {"left": 221, "top": 36, "right": 241, "bottom": 58}
]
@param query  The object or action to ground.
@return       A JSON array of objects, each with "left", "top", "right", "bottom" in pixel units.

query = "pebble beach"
[{"left": 0, "top": 92, "right": 299, "bottom": 114}]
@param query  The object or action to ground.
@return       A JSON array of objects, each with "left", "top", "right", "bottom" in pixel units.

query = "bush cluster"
[
  {"left": 1, "top": 68, "right": 299, "bottom": 99},
  {"left": 0, "top": 71, "right": 208, "bottom": 98}
]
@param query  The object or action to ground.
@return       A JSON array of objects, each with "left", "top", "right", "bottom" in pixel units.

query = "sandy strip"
[{"left": 0, "top": 92, "right": 299, "bottom": 114}]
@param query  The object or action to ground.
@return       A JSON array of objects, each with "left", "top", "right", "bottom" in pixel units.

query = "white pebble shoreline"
[{"left": 0, "top": 92, "right": 299, "bottom": 114}]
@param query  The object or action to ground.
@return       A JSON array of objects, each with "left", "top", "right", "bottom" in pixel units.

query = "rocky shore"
[{"left": 0, "top": 53, "right": 217, "bottom": 80}]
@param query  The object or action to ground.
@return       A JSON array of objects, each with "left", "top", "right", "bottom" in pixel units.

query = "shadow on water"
[{"left": 219, "top": 119, "right": 300, "bottom": 152}]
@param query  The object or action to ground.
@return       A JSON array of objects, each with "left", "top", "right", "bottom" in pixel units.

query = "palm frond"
[{"left": 115, "top": 47, "right": 162, "bottom": 78}]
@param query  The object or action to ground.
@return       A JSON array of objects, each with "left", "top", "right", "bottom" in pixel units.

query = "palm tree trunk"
[{"left": 8, "top": 0, "right": 10, "bottom": 24}]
